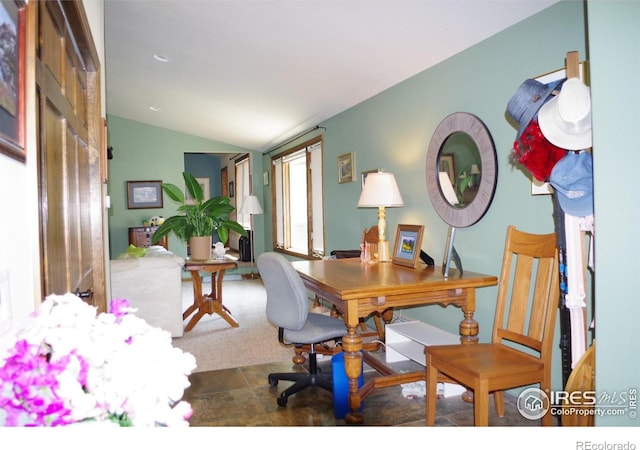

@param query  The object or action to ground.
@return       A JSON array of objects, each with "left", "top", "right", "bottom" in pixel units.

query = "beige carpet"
[{"left": 171, "top": 278, "right": 295, "bottom": 373}]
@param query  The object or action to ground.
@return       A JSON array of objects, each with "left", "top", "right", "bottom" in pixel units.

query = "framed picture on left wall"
[
  {"left": 0, "top": 0, "right": 26, "bottom": 163},
  {"left": 338, "top": 152, "right": 355, "bottom": 183},
  {"left": 127, "top": 180, "right": 164, "bottom": 209}
]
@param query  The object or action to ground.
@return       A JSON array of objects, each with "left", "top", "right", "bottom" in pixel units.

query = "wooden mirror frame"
[{"left": 426, "top": 112, "right": 498, "bottom": 228}]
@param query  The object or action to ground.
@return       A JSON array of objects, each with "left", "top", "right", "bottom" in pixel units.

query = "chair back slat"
[{"left": 506, "top": 255, "right": 535, "bottom": 334}]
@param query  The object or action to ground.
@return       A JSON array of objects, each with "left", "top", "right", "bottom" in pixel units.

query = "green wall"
[
  {"left": 106, "top": 115, "right": 256, "bottom": 259},
  {"left": 588, "top": 1, "right": 640, "bottom": 427},
  {"left": 261, "top": 1, "right": 587, "bottom": 398}
]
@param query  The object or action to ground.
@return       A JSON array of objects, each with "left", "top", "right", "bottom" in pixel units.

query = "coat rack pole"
[
  {"left": 557, "top": 51, "right": 590, "bottom": 386},
  {"left": 566, "top": 51, "right": 580, "bottom": 79},
  {"left": 568, "top": 50, "right": 589, "bottom": 362}
]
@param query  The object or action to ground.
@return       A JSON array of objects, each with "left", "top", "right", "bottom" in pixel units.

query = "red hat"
[{"left": 512, "top": 120, "right": 566, "bottom": 182}]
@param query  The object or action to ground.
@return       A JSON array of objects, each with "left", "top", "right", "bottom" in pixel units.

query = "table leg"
[
  {"left": 183, "top": 268, "right": 239, "bottom": 332},
  {"left": 342, "top": 314, "right": 364, "bottom": 424},
  {"left": 459, "top": 291, "right": 478, "bottom": 344},
  {"left": 459, "top": 289, "right": 477, "bottom": 403}
]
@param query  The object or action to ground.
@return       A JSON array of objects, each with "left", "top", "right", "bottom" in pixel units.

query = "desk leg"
[
  {"left": 342, "top": 314, "right": 364, "bottom": 424},
  {"left": 459, "top": 289, "right": 478, "bottom": 403},
  {"left": 459, "top": 290, "right": 478, "bottom": 343}
]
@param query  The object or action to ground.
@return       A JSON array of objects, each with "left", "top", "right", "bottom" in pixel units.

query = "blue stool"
[{"left": 331, "top": 351, "right": 364, "bottom": 419}]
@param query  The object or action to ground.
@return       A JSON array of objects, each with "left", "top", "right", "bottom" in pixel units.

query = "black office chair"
[{"left": 257, "top": 252, "right": 347, "bottom": 407}]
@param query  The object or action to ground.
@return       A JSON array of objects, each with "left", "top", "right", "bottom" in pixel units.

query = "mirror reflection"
[{"left": 438, "top": 132, "right": 482, "bottom": 208}]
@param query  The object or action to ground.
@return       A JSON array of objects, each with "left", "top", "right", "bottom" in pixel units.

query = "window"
[
  {"left": 272, "top": 137, "right": 324, "bottom": 258},
  {"left": 235, "top": 155, "right": 251, "bottom": 229}
]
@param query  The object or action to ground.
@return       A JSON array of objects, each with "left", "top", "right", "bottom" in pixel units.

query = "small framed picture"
[
  {"left": 338, "top": 152, "right": 355, "bottom": 184},
  {"left": 438, "top": 154, "right": 456, "bottom": 187},
  {"left": 392, "top": 224, "right": 425, "bottom": 268},
  {"left": 126, "top": 180, "right": 163, "bottom": 209},
  {"left": 229, "top": 181, "right": 235, "bottom": 198}
]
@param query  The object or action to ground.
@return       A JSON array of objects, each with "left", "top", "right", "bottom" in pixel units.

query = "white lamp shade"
[
  {"left": 470, "top": 164, "right": 481, "bottom": 175},
  {"left": 357, "top": 172, "right": 404, "bottom": 207},
  {"left": 239, "top": 195, "right": 263, "bottom": 215}
]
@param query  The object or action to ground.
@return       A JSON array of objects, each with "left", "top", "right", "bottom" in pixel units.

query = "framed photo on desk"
[{"left": 392, "top": 224, "right": 424, "bottom": 268}]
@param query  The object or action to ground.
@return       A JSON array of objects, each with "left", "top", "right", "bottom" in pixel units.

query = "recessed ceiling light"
[
  {"left": 153, "top": 54, "right": 170, "bottom": 63},
  {"left": 149, "top": 106, "right": 162, "bottom": 112}
]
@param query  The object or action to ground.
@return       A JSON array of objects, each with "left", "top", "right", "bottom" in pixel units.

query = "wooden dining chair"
[
  {"left": 561, "top": 341, "right": 595, "bottom": 426},
  {"left": 425, "top": 225, "right": 559, "bottom": 426}
]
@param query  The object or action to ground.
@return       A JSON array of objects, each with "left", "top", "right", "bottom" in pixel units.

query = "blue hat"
[
  {"left": 507, "top": 78, "right": 564, "bottom": 140},
  {"left": 549, "top": 151, "right": 593, "bottom": 217}
]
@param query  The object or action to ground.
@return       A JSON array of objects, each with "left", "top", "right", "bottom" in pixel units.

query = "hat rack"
[{"left": 557, "top": 51, "right": 592, "bottom": 389}]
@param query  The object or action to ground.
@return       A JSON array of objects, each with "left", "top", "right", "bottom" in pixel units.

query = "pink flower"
[
  {"left": 109, "top": 298, "right": 133, "bottom": 320},
  {"left": 0, "top": 339, "right": 88, "bottom": 426}
]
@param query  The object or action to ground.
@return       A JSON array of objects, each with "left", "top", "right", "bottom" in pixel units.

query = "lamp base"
[{"left": 378, "top": 241, "right": 391, "bottom": 262}]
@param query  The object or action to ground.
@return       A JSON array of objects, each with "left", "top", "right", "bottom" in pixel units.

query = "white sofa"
[{"left": 110, "top": 246, "right": 185, "bottom": 337}]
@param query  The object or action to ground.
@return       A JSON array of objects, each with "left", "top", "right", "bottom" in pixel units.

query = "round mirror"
[{"left": 426, "top": 112, "right": 497, "bottom": 228}]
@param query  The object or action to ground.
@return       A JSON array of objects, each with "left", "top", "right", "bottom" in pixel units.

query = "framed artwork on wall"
[
  {"left": 0, "top": 0, "right": 26, "bottom": 163},
  {"left": 438, "top": 154, "right": 456, "bottom": 187},
  {"left": 392, "top": 224, "right": 424, "bottom": 268},
  {"left": 126, "top": 180, "right": 163, "bottom": 209},
  {"left": 338, "top": 152, "right": 355, "bottom": 183}
]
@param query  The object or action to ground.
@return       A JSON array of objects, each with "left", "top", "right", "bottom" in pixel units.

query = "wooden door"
[
  {"left": 35, "top": 1, "right": 106, "bottom": 311},
  {"left": 221, "top": 166, "right": 228, "bottom": 196}
]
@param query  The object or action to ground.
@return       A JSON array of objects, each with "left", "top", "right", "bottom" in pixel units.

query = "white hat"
[{"left": 538, "top": 77, "right": 592, "bottom": 150}]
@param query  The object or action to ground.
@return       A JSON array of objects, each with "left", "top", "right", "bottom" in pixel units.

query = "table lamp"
[
  {"left": 357, "top": 171, "right": 404, "bottom": 262},
  {"left": 470, "top": 164, "right": 481, "bottom": 187},
  {"left": 239, "top": 195, "right": 263, "bottom": 278}
]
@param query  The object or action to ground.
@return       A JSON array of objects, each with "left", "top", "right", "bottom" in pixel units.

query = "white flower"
[{"left": 0, "top": 293, "right": 196, "bottom": 427}]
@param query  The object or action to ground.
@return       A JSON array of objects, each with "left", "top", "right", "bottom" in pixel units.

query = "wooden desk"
[
  {"left": 291, "top": 258, "right": 497, "bottom": 424},
  {"left": 183, "top": 259, "right": 238, "bottom": 332}
]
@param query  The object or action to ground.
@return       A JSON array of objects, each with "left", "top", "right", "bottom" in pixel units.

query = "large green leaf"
[
  {"left": 183, "top": 172, "right": 203, "bottom": 203},
  {"left": 161, "top": 183, "right": 185, "bottom": 204}
]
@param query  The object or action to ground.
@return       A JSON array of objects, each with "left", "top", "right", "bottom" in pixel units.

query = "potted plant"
[{"left": 152, "top": 172, "right": 247, "bottom": 261}]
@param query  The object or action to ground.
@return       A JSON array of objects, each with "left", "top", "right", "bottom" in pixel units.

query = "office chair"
[
  {"left": 425, "top": 225, "right": 559, "bottom": 426},
  {"left": 257, "top": 252, "right": 347, "bottom": 407}
]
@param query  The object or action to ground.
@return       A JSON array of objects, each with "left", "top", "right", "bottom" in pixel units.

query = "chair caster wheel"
[
  {"left": 268, "top": 375, "right": 278, "bottom": 386},
  {"left": 277, "top": 395, "right": 288, "bottom": 407}
]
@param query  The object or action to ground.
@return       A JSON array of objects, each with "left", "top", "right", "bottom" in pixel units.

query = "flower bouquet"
[{"left": 0, "top": 293, "right": 196, "bottom": 427}]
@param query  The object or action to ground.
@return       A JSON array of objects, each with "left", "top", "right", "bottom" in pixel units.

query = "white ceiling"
[{"left": 104, "top": 0, "right": 559, "bottom": 152}]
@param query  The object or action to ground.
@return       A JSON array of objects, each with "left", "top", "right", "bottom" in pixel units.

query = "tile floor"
[{"left": 183, "top": 354, "right": 553, "bottom": 427}]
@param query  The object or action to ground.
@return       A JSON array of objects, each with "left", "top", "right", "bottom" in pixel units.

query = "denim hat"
[
  {"left": 507, "top": 78, "right": 564, "bottom": 140},
  {"left": 549, "top": 151, "right": 593, "bottom": 217},
  {"left": 538, "top": 77, "right": 592, "bottom": 150}
]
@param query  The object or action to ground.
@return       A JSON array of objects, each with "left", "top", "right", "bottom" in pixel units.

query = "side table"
[{"left": 183, "top": 259, "right": 238, "bottom": 332}]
